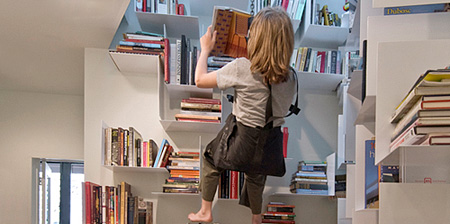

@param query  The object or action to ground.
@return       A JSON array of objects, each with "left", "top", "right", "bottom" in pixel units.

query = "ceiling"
[{"left": 0, "top": 0, "right": 130, "bottom": 95}]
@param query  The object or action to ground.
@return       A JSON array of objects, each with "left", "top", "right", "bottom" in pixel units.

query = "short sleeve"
[{"left": 216, "top": 59, "right": 240, "bottom": 90}]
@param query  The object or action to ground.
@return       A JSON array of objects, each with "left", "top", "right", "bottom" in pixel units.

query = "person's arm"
[{"left": 195, "top": 26, "right": 218, "bottom": 88}]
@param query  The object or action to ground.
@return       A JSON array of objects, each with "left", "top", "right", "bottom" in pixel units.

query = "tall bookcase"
[
  {"left": 361, "top": 1, "right": 450, "bottom": 223},
  {"left": 83, "top": 0, "right": 362, "bottom": 223}
]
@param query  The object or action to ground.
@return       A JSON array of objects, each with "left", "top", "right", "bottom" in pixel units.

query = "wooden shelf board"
[
  {"left": 109, "top": 51, "right": 160, "bottom": 75},
  {"left": 160, "top": 120, "right": 221, "bottom": 132}
]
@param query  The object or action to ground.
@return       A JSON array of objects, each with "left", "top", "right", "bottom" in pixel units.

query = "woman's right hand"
[{"left": 200, "top": 25, "right": 217, "bottom": 54}]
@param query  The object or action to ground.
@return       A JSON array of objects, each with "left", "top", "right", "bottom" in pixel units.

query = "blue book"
[
  {"left": 384, "top": 3, "right": 449, "bottom": 16},
  {"left": 119, "top": 40, "right": 162, "bottom": 49},
  {"left": 153, "top": 139, "right": 169, "bottom": 168},
  {"left": 294, "top": 188, "right": 328, "bottom": 195},
  {"left": 365, "top": 139, "right": 378, "bottom": 208}
]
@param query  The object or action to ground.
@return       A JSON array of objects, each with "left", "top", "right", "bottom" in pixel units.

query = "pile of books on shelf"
[
  {"left": 175, "top": 97, "right": 221, "bottom": 123},
  {"left": 104, "top": 127, "right": 159, "bottom": 168},
  {"left": 262, "top": 202, "right": 296, "bottom": 224},
  {"left": 84, "top": 181, "right": 154, "bottom": 224},
  {"left": 135, "top": 0, "right": 186, "bottom": 15},
  {"left": 168, "top": 35, "right": 198, "bottom": 85},
  {"left": 163, "top": 151, "right": 200, "bottom": 194},
  {"left": 291, "top": 47, "right": 342, "bottom": 74},
  {"left": 290, "top": 160, "right": 328, "bottom": 195},
  {"left": 389, "top": 69, "right": 450, "bottom": 150},
  {"left": 113, "top": 31, "right": 167, "bottom": 56},
  {"left": 207, "top": 56, "right": 235, "bottom": 72},
  {"left": 218, "top": 170, "right": 244, "bottom": 199}
]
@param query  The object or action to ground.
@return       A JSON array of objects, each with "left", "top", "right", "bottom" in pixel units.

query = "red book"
[
  {"left": 283, "top": 127, "right": 289, "bottom": 158},
  {"left": 281, "top": 0, "right": 289, "bottom": 11},
  {"left": 318, "top": 51, "right": 326, "bottom": 73},
  {"left": 182, "top": 97, "right": 221, "bottom": 105},
  {"left": 164, "top": 38, "right": 170, "bottom": 83},
  {"left": 160, "top": 145, "right": 174, "bottom": 167},
  {"left": 178, "top": 4, "right": 185, "bottom": 15},
  {"left": 84, "top": 182, "right": 92, "bottom": 224},
  {"left": 230, "top": 171, "right": 239, "bottom": 199}
]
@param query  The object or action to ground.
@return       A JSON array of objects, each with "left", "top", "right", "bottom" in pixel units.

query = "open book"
[{"left": 210, "top": 6, "right": 251, "bottom": 58}]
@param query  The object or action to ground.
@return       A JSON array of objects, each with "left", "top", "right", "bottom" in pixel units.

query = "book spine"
[{"left": 164, "top": 38, "right": 170, "bottom": 84}]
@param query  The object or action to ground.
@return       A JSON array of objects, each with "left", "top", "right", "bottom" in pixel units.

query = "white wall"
[{"left": 0, "top": 90, "right": 83, "bottom": 223}]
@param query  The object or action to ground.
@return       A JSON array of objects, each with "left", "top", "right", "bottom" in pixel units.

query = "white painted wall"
[{"left": 0, "top": 90, "right": 83, "bottom": 223}]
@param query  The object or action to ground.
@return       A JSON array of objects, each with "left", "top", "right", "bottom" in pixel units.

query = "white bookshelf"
[
  {"left": 379, "top": 183, "right": 450, "bottom": 224},
  {"left": 136, "top": 12, "right": 200, "bottom": 39},
  {"left": 109, "top": 51, "right": 161, "bottom": 75},
  {"left": 366, "top": 12, "right": 450, "bottom": 97},
  {"left": 297, "top": 0, "right": 349, "bottom": 49},
  {"left": 375, "top": 39, "right": 450, "bottom": 164},
  {"left": 298, "top": 72, "right": 345, "bottom": 91}
]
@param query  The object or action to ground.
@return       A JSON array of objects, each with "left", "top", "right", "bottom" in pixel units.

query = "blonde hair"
[{"left": 247, "top": 7, "right": 294, "bottom": 84}]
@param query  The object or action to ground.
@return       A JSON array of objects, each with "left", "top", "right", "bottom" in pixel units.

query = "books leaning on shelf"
[
  {"left": 310, "top": 3, "right": 342, "bottom": 27},
  {"left": 153, "top": 139, "right": 173, "bottom": 168},
  {"left": 176, "top": 97, "right": 222, "bottom": 123},
  {"left": 290, "top": 160, "right": 328, "bottom": 195},
  {"left": 163, "top": 151, "right": 200, "bottom": 194},
  {"left": 210, "top": 6, "right": 251, "bottom": 58},
  {"left": 291, "top": 47, "right": 342, "bottom": 74},
  {"left": 262, "top": 202, "right": 296, "bottom": 224},
  {"left": 104, "top": 127, "right": 159, "bottom": 168},
  {"left": 135, "top": 0, "right": 185, "bottom": 15},
  {"left": 169, "top": 35, "right": 198, "bottom": 85},
  {"left": 84, "top": 181, "right": 154, "bottom": 224},
  {"left": 384, "top": 3, "right": 450, "bottom": 16}
]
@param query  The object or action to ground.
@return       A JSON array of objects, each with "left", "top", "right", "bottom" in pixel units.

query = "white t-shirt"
[{"left": 217, "top": 58, "right": 297, "bottom": 128}]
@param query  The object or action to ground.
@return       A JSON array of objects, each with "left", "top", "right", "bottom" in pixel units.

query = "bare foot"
[
  {"left": 252, "top": 214, "right": 262, "bottom": 224},
  {"left": 188, "top": 211, "right": 213, "bottom": 223}
]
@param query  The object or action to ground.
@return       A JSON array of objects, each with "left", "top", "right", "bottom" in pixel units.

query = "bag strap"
[{"left": 285, "top": 67, "right": 300, "bottom": 117}]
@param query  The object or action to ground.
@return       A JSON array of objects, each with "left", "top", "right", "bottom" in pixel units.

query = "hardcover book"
[{"left": 384, "top": 3, "right": 450, "bottom": 16}]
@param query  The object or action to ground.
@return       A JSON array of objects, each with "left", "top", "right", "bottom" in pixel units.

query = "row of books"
[
  {"left": 290, "top": 160, "right": 329, "bottom": 195},
  {"left": 291, "top": 47, "right": 342, "bottom": 75},
  {"left": 312, "top": 3, "right": 342, "bottom": 27},
  {"left": 207, "top": 56, "right": 235, "bottom": 72},
  {"left": 163, "top": 151, "right": 200, "bottom": 194},
  {"left": 218, "top": 170, "right": 244, "bottom": 199},
  {"left": 168, "top": 35, "right": 198, "bottom": 85},
  {"left": 84, "top": 181, "right": 153, "bottom": 224},
  {"left": 104, "top": 128, "right": 174, "bottom": 168},
  {"left": 262, "top": 202, "right": 296, "bottom": 224},
  {"left": 175, "top": 97, "right": 222, "bottom": 123},
  {"left": 253, "top": 0, "right": 306, "bottom": 21},
  {"left": 135, "top": 0, "right": 185, "bottom": 15},
  {"left": 389, "top": 69, "right": 450, "bottom": 151}
]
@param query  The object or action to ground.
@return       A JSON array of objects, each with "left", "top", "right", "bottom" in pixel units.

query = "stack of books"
[
  {"left": 207, "top": 56, "right": 235, "bottom": 72},
  {"left": 114, "top": 31, "right": 166, "bottom": 56},
  {"left": 262, "top": 202, "right": 296, "bottom": 224},
  {"left": 84, "top": 181, "right": 154, "bottom": 224},
  {"left": 104, "top": 127, "right": 158, "bottom": 168},
  {"left": 163, "top": 151, "right": 200, "bottom": 194},
  {"left": 218, "top": 170, "right": 244, "bottom": 199},
  {"left": 175, "top": 97, "right": 222, "bottom": 123},
  {"left": 290, "top": 160, "right": 328, "bottom": 195},
  {"left": 389, "top": 69, "right": 450, "bottom": 150}
]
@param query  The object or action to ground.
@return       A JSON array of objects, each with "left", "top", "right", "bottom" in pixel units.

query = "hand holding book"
[{"left": 200, "top": 25, "right": 217, "bottom": 55}]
